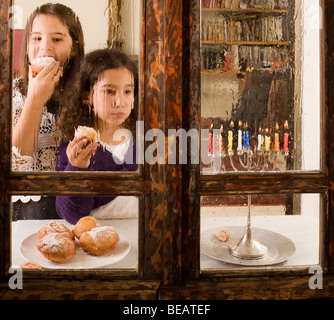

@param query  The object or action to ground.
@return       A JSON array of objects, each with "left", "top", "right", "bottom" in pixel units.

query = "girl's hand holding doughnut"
[
  {"left": 27, "top": 58, "right": 63, "bottom": 108},
  {"left": 66, "top": 136, "right": 98, "bottom": 169}
]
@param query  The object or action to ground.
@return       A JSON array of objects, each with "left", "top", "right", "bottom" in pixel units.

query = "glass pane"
[
  {"left": 200, "top": 193, "right": 323, "bottom": 270},
  {"left": 11, "top": 195, "right": 138, "bottom": 270},
  {"left": 200, "top": 0, "right": 322, "bottom": 173},
  {"left": 11, "top": 0, "right": 140, "bottom": 172}
]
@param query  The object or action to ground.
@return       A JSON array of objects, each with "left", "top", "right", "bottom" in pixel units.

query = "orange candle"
[
  {"left": 219, "top": 124, "right": 224, "bottom": 153},
  {"left": 209, "top": 123, "right": 213, "bottom": 154},
  {"left": 274, "top": 122, "right": 280, "bottom": 151}
]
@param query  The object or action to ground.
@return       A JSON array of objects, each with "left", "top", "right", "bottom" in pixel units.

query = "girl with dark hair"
[
  {"left": 12, "top": 3, "right": 85, "bottom": 172},
  {"left": 55, "top": 48, "right": 139, "bottom": 224},
  {"left": 11, "top": 3, "right": 85, "bottom": 220}
]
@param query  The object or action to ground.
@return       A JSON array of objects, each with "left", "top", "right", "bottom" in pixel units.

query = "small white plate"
[{"left": 20, "top": 232, "right": 130, "bottom": 269}]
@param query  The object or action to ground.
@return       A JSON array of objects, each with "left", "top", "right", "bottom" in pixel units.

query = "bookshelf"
[
  {"left": 202, "top": 40, "right": 289, "bottom": 45},
  {"left": 202, "top": 8, "right": 288, "bottom": 14},
  {"left": 200, "top": 0, "right": 296, "bottom": 171},
  {"left": 201, "top": 1, "right": 292, "bottom": 73}
]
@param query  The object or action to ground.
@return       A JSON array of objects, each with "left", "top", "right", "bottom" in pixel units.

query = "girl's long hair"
[{"left": 58, "top": 48, "right": 138, "bottom": 141}]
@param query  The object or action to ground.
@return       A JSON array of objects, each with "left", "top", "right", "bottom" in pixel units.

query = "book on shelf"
[
  {"left": 202, "top": 0, "right": 286, "bottom": 9},
  {"left": 202, "top": 15, "right": 284, "bottom": 42},
  {"left": 201, "top": 45, "right": 288, "bottom": 72}
]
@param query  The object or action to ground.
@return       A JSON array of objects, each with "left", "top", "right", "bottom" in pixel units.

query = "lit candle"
[
  {"left": 274, "top": 122, "right": 280, "bottom": 151},
  {"left": 283, "top": 120, "right": 289, "bottom": 152},
  {"left": 257, "top": 127, "right": 263, "bottom": 151},
  {"left": 219, "top": 124, "right": 224, "bottom": 153},
  {"left": 228, "top": 121, "right": 234, "bottom": 152},
  {"left": 243, "top": 122, "right": 249, "bottom": 149},
  {"left": 209, "top": 123, "right": 214, "bottom": 154},
  {"left": 237, "top": 120, "right": 242, "bottom": 151},
  {"left": 264, "top": 128, "right": 271, "bottom": 151}
]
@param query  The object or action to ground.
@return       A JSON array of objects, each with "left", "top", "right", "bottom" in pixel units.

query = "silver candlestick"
[{"left": 228, "top": 195, "right": 268, "bottom": 259}]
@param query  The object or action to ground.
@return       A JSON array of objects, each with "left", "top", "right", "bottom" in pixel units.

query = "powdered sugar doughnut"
[
  {"left": 74, "top": 126, "right": 98, "bottom": 142},
  {"left": 31, "top": 56, "right": 56, "bottom": 77},
  {"left": 38, "top": 221, "right": 74, "bottom": 241},
  {"left": 79, "top": 226, "right": 119, "bottom": 256},
  {"left": 73, "top": 216, "right": 101, "bottom": 239},
  {"left": 37, "top": 233, "right": 76, "bottom": 262}
]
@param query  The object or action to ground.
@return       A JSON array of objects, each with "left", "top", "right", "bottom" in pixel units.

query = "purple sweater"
[{"left": 55, "top": 139, "right": 138, "bottom": 224}]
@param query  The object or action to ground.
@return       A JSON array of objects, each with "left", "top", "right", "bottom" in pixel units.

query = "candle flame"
[
  {"left": 230, "top": 121, "right": 234, "bottom": 128},
  {"left": 265, "top": 128, "right": 269, "bottom": 134},
  {"left": 275, "top": 122, "right": 279, "bottom": 131},
  {"left": 284, "top": 120, "right": 289, "bottom": 130},
  {"left": 220, "top": 124, "right": 223, "bottom": 132},
  {"left": 244, "top": 122, "right": 248, "bottom": 129},
  {"left": 238, "top": 120, "right": 242, "bottom": 128}
]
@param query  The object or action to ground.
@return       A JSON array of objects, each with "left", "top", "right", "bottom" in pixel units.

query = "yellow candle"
[
  {"left": 228, "top": 130, "right": 233, "bottom": 151},
  {"left": 228, "top": 121, "right": 234, "bottom": 152},
  {"left": 265, "top": 136, "right": 271, "bottom": 151}
]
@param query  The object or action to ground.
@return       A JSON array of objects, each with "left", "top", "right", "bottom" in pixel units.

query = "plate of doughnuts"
[{"left": 20, "top": 218, "right": 130, "bottom": 269}]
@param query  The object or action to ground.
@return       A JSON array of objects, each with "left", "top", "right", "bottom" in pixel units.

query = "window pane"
[
  {"left": 11, "top": 0, "right": 140, "bottom": 172},
  {"left": 200, "top": 1, "right": 322, "bottom": 173},
  {"left": 200, "top": 193, "right": 323, "bottom": 270},
  {"left": 11, "top": 195, "right": 138, "bottom": 270}
]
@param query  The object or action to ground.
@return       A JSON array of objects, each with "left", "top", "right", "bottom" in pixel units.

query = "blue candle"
[{"left": 243, "top": 130, "right": 249, "bottom": 149}]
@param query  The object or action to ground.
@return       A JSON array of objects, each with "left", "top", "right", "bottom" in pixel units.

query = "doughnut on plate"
[{"left": 20, "top": 232, "right": 130, "bottom": 269}]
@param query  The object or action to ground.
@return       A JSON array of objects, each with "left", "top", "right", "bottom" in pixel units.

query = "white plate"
[
  {"left": 201, "top": 226, "right": 296, "bottom": 266},
  {"left": 20, "top": 232, "right": 130, "bottom": 269}
]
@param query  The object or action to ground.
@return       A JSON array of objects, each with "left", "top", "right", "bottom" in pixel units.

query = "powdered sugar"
[
  {"left": 86, "top": 226, "right": 117, "bottom": 242},
  {"left": 33, "top": 56, "right": 56, "bottom": 67},
  {"left": 43, "top": 221, "right": 70, "bottom": 234},
  {"left": 37, "top": 233, "right": 67, "bottom": 253}
]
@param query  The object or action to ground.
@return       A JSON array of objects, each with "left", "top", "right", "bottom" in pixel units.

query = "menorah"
[
  {"left": 205, "top": 119, "right": 291, "bottom": 173},
  {"left": 204, "top": 120, "right": 292, "bottom": 261},
  {"left": 222, "top": 144, "right": 290, "bottom": 172}
]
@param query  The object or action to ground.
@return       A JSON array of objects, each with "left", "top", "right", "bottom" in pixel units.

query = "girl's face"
[
  {"left": 90, "top": 67, "right": 135, "bottom": 129},
  {"left": 28, "top": 14, "right": 73, "bottom": 67}
]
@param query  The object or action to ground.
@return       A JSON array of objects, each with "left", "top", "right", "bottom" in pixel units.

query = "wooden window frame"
[{"left": 0, "top": 0, "right": 334, "bottom": 300}]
